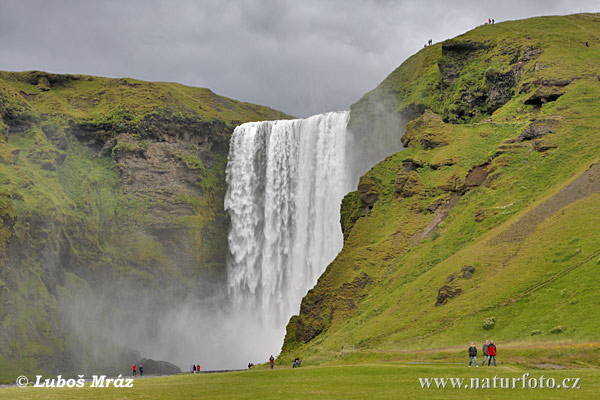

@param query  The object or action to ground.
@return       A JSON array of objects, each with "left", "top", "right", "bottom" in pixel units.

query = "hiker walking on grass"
[
  {"left": 468, "top": 342, "right": 478, "bottom": 367},
  {"left": 487, "top": 340, "right": 497, "bottom": 366},
  {"left": 132, "top": 364, "right": 136, "bottom": 377},
  {"left": 139, "top": 364, "right": 143, "bottom": 376},
  {"left": 480, "top": 340, "right": 490, "bottom": 366},
  {"left": 197, "top": 364, "right": 200, "bottom": 373},
  {"left": 269, "top": 355, "right": 275, "bottom": 369}
]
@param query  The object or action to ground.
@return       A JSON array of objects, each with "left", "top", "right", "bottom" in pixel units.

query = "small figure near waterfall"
[
  {"left": 139, "top": 364, "right": 143, "bottom": 376},
  {"left": 269, "top": 355, "right": 275, "bottom": 369},
  {"left": 197, "top": 364, "right": 201, "bottom": 373},
  {"left": 132, "top": 364, "right": 136, "bottom": 376},
  {"left": 293, "top": 357, "right": 301, "bottom": 368}
]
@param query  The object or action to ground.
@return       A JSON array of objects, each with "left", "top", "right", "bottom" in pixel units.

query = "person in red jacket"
[
  {"left": 197, "top": 364, "right": 200, "bottom": 373},
  {"left": 132, "top": 364, "right": 136, "bottom": 376},
  {"left": 487, "top": 340, "right": 497, "bottom": 366},
  {"left": 269, "top": 355, "right": 275, "bottom": 369}
]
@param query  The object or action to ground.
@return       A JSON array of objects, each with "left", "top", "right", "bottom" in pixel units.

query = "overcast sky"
[{"left": 0, "top": 0, "right": 597, "bottom": 117}]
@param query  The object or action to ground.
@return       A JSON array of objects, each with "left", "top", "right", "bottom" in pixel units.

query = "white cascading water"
[
  {"left": 225, "top": 111, "right": 352, "bottom": 328},
  {"left": 64, "top": 110, "right": 401, "bottom": 372}
]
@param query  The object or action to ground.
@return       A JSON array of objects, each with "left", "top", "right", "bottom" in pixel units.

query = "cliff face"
[
  {"left": 0, "top": 71, "right": 289, "bottom": 378},
  {"left": 282, "top": 14, "right": 600, "bottom": 365}
]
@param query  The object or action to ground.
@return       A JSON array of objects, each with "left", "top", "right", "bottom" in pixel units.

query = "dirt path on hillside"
[
  {"left": 380, "top": 341, "right": 600, "bottom": 355},
  {"left": 494, "top": 162, "right": 600, "bottom": 244},
  {"left": 565, "top": 15, "right": 600, "bottom": 40}
]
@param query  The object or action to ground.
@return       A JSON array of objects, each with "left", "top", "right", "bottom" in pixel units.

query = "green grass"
[
  {"left": 0, "top": 71, "right": 292, "bottom": 127},
  {"left": 282, "top": 13, "right": 600, "bottom": 365},
  {"left": 352, "top": 13, "right": 600, "bottom": 124},
  {"left": 2, "top": 364, "right": 599, "bottom": 399}
]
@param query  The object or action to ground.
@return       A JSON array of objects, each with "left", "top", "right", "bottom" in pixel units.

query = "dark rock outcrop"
[
  {"left": 439, "top": 174, "right": 466, "bottom": 194},
  {"left": 442, "top": 41, "right": 490, "bottom": 54},
  {"left": 485, "top": 66, "right": 522, "bottom": 110},
  {"left": 524, "top": 87, "right": 565, "bottom": 105},
  {"left": 436, "top": 41, "right": 538, "bottom": 123},
  {"left": 138, "top": 358, "right": 182, "bottom": 375},
  {"left": 439, "top": 41, "right": 490, "bottom": 89},
  {"left": 291, "top": 272, "right": 371, "bottom": 344},
  {"left": 24, "top": 71, "right": 81, "bottom": 90},
  {"left": 357, "top": 179, "right": 379, "bottom": 211},
  {"left": 401, "top": 111, "right": 448, "bottom": 149},
  {"left": 518, "top": 119, "right": 559, "bottom": 141},
  {"left": 462, "top": 265, "right": 475, "bottom": 279},
  {"left": 395, "top": 171, "right": 424, "bottom": 198},
  {"left": 293, "top": 293, "right": 327, "bottom": 343},
  {"left": 402, "top": 158, "right": 424, "bottom": 172},
  {"left": 294, "top": 316, "right": 325, "bottom": 344},
  {"left": 435, "top": 285, "right": 463, "bottom": 306}
]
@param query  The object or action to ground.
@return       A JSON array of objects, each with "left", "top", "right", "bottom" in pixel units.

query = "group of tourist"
[
  {"left": 468, "top": 340, "right": 497, "bottom": 367},
  {"left": 265, "top": 355, "right": 301, "bottom": 369},
  {"left": 132, "top": 364, "right": 143, "bottom": 376},
  {"left": 190, "top": 363, "right": 201, "bottom": 373}
]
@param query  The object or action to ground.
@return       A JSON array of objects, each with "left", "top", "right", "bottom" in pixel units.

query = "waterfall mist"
[{"left": 59, "top": 107, "right": 404, "bottom": 372}]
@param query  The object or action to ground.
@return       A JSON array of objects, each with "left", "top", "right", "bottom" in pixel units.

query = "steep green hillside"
[
  {"left": 0, "top": 70, "right": 289, "bottom": 380},
  {"left": 282, "top": 13, "right": 600, "bottom": 366}
]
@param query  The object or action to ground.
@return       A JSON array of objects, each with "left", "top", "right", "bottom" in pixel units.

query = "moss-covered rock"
[{"left": 0, "top": 70, "right": 290, "bottom": 380}]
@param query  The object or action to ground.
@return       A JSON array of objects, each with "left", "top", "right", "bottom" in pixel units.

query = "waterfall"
[
  {"left": 224, "top": 108, "right": 403, "bottom": 360},
  {"left": 225, "top": 111, "right": 352, "bottom": 327}
]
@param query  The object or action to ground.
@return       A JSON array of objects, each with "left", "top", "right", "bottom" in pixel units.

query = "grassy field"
[{"left": 2, "top": 363, "right": 599, "bottom": 400}]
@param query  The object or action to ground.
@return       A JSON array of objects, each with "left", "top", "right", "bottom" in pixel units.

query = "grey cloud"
[{"left": 0, "top": 0, "right": 598, "bottom": 117}]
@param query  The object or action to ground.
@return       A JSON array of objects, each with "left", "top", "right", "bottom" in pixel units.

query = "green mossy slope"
[
  {"left": 282, "top": 13, "right": 600, "bottom": 367},
  {"left": 0, "top": 71, "right": 290, "bottom": 381}
]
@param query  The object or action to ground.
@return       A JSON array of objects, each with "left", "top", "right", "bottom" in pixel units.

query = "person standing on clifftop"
[{"left": 269, "top": 355, "right": 275, "bottom": 369}]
